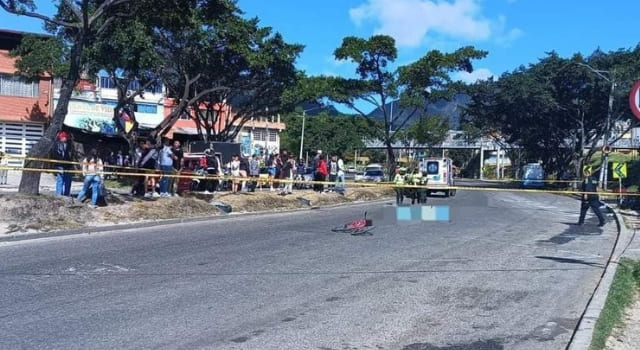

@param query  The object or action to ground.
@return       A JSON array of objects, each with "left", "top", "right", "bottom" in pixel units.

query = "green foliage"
[
  {"left": 284, "top": 34, "right": 487, "bottom": 177},
  {"left": 157, "top": 5, "right": 303, "bottom": 142},
  {"left": 279, "top": 112, "right": 377, "bottom": 158},
  {"left": 9, "top": 35, "right": 69, "bottom": 78},
  {"left": 589, "top": 259, "right": 640, "bottom": 350},
  {"left": 406, "top": 115, "right": 449, "bottom": 146},
  {"left": 462, "top": 48, "right": 640, "bottom": 177}
]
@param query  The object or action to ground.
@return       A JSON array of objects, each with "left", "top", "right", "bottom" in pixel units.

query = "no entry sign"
[{"left": 630, "top": 79, "right": 640, "bottom": 120}]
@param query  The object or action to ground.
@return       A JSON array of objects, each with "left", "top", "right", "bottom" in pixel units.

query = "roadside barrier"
[{"left": 1, "top": 154, "right": 639, "bottom": 197}]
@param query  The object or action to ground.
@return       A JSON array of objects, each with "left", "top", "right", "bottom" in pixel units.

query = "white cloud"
[
  {"left": 349, "top": 0, "right": 521, "bottom": 48},
  {"left": 453, "top": 67, "right": 493, "bottom": 83},
  {"left": 493, "top": 15, "right": 523, "bottom": 47},
  {"left": 325, "top": 56, "right": 348, "bottom": 67}
]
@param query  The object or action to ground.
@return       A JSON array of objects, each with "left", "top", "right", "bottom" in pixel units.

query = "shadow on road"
[{"left": 535, "top": 256, "right": 604, "bottom": 268}]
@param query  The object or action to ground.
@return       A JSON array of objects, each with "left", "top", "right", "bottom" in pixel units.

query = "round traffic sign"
[{"left": 629, "top": 79, "right": 640, "bottom": 120}]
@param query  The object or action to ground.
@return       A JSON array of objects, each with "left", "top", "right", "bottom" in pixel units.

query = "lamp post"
[
  {"left": 299, "top": 109, "right": 306, "bottom": 163},
  {"left": 299, "top": 106, "right": 323, "bottom": 165},
  {"left": 576, "top": 63, "right": 615, "bottom": 190}
]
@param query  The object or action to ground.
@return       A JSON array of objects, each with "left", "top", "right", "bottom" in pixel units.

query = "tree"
[
  {"left": 406, "top": 114, "right": 449, "bottom": 148},
  {"left": 150, "top": 8, "right": 302, "bottom": 143},
  {"left": 279, "top": 111, "right": 379, "bottom": 160},
  {"left": 285, "top": 35, "right": 486, "bottom": 178},
  {"left": 0, "top": 0, "right": 195, "bottom": 194},
  {"left": 462, "top": 48, "right": 640, "bottom": 178}
]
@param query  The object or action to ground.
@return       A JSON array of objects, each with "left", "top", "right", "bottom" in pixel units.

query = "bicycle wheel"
[
  {"left": 351, "top": 226, "right": 375, "bottom": 236},
  {"left": 331, "top": 226, "right": 352, "bottom": 233}
]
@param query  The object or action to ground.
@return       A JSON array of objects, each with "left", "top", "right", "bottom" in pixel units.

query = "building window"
[
  {"left": 268, "top": 130, "right": 277, "bottom": 142},
  {"left": 253, "top": 129, "right": 265, "bottom": 141},
  {"left": 134, "top": 103, "right": 157, "bottom": 114},
  {"left": 0, "top": 74, "right": 39, "bottom": 97},
  {"left": 99, "top": 76, "right": 116, "bottom": 89}
]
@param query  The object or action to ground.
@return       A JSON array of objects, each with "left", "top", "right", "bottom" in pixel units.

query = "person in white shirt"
[
  {"left": 158, "top": 138, "right": 174, "bottom": 197},
  {"left": 76, "top": 149, "right": 104, "bottom": 208}
]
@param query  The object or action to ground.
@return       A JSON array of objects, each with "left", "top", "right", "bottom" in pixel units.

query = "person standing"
[
  {"left": 314, "top": 154, "right": 328, "bottom": 193},
  {"left": 280, "top": 153, "right": 295, "bottom": 195},
  {"left": 248, "top": 154, "right": 260, "bottom": 192},
  {"left": 336, "top": 155, "right": 345, "bottom": 190},
  {"left": 578, "top": 168, "right": 606, "bottom": 226},
  {"left": 0, "top": 151, "right": 8, "bottom": 185},
  {"left": 327, "top": 155, "right": 339, "bottom": 192},
  {"left": 51, "top": 131, "right": 73, "bottom": 196},
  {"left": 76, "top": 149, "right": 104, "bottom": 208},
  {"left": 393, "top": 168, "right": 406, "bottom": 205},
  {"left": 158, "top": 138, "right": 174, "bottom": 197},
  {"left": 229, "top": 154, "right": 241, "bottom": 193},
  {"left": 204, "top": 148, "right": 221, "bottom": 194},
  {"left": 170, "top": 140, "right": 184, "bottom": 196},
  {"left": 138, "top": 140, "right": 158, "bottom": 197}
]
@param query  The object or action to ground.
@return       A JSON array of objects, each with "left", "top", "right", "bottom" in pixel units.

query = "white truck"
[{"left": 419, "top": 157, "right": 456, "bottom": 197}]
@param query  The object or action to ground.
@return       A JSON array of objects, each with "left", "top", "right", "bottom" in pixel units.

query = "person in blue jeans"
[
  {"left": 76, "top": 149, "right": 104, "bottom": 208},
  {"left": 51, "top": 131, "right": 73, "bottom": 196},
  {"left": 158, "top": 138, "right": 174, "bottom": 197}
]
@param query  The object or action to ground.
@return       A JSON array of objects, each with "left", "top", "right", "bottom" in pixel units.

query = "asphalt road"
[{"left": 0, "top": 189, "right": 616, "bottom": 350}]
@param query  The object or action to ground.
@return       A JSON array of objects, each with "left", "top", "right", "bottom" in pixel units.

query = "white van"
[{"left": 419, "top": 157, "right": 456, "bottom": 197}]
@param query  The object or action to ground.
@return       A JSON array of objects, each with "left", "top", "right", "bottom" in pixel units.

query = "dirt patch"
[
  {"left": 605, "top": 293, "right": 640, "bottom": 350},
  {"left": 0, "top": 187, "right": 393, "bottom": 236}
]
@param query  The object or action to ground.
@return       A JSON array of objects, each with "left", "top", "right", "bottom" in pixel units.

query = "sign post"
[{"left": 612, "top": 162, "right": 627, "bottom": 204}]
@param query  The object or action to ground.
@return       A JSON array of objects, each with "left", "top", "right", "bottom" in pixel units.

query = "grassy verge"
[{"left": 590, "top": 258, "right": 640, "bottom": 350}]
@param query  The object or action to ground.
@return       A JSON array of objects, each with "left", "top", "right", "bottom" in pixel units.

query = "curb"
[
  {"left": 0, "top": 196, "right": 394, "bottom": 244},
  {"left": 567, "top": 204, "right": 632, "bottom": 350}
]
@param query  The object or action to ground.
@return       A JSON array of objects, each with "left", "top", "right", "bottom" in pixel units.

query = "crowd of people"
[
  {"left": 186, "top": 148, "right": 347, "bottom": 196},
  {"left": 48, "top": 130, "right": 350, "bottom": 207}
]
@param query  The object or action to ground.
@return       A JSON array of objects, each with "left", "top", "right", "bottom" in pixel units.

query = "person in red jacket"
[{"left": 314, "top": 154, "right": 328, "bottom": 193}]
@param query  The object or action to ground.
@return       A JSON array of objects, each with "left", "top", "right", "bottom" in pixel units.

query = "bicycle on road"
[{"left": 331, "top": 212, "right": 375, "bottom": 236}]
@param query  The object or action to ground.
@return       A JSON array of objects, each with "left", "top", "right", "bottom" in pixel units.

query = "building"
[
  {"left": 0, "top": 29, "right": 52, "bottom": 166},
  {"left": 54, "top": 72, "right": 166, "bottom": 151},
  {"left": 165, "top": 99, "right": 286, "bottom": 157}
]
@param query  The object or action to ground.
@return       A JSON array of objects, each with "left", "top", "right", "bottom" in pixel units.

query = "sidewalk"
[
  {"left": 569, "top": 201, "right": 640, "bottom": 350},
  {"left": 618, "top": 208, "right": 640, "bottom": 258},
  {"left": 0, "top": 169, "right": 84, "bottom": 194}
]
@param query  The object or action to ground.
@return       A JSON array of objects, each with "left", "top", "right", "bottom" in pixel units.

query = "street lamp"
[{"left": 576, "top": 62, "right": 616, "bottom": 190}]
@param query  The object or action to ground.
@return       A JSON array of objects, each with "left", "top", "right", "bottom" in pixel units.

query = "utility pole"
[
  {"left": 602, "top": 72, "right": 615, "bottom": 190},
  {"left": 576, "top": 63, "right": 615, "bottom": 190},
  {"left": 299, "top": 110, "right": 305, "bottom": 163}
]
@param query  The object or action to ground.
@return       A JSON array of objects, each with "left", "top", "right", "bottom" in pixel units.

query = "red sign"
[{"left": 630, "top": 79, "right": 640, "bottom": 120}]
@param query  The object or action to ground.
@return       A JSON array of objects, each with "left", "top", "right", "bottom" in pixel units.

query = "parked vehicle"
[
  {"left": 419, "top": 157, "right": 456, "bottom": 197},
  {"left": 363, "top": 169, "right": 384, "bottom": 182},
  {"left": 354, "top": 171, "right": 366, "bottom": 182},
  {"left": 521, "top": 163, "right": 545, "bottom": 188},
  {"left": 294, "top": 167, "right": 315, "bottom": 189}
]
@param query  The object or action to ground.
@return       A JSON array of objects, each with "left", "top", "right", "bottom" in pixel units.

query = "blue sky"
[{"left": 2, "top": 0, "right": 640, "bottom": 112}]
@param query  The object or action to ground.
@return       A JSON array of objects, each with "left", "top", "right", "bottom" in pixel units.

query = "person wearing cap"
[{"left": 51, "top": 130, "right": 73, "bottom": 196}]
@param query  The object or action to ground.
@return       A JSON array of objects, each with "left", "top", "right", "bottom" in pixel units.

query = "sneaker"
[
  {"left": 152, "top": 192, "right": 161, "bottom": 198},
  {"left": 203, "top": 190, "right": 211, "bottom": 194},
  {"left": 144, "top": 192, "right": 152, "bottom": 198},
  {"left": 160, "top": 192, "right": 170, "bottom": 198}
]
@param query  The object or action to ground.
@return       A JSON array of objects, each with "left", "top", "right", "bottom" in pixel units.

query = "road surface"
[{"left": 0, "top": 189, "right": 616, "bottom": 349}]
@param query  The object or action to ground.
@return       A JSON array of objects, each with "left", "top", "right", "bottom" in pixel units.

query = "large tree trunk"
[
  {"left": 18, "top": 78, "right": 77, "bottom": 194},
  {"left": 18, "top": 37, "right": 83, "bottom": 195},
  {"left": 385, "top": 135, "right": 396, "bottom": 181}
]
